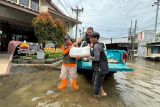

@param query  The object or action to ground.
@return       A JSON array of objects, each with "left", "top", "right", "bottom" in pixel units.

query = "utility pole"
[
  {"left": 129, "top": 20, "right": 133, "bottom": 60},
  {"left": 134, "top": 20, "right": 137, "bottom": 37},
  {"left": 133, "top": 19, "right": 137, "bottom": 50},
  {"left": 72, "top": 6, "right": 83, "bottom": 39},
  {"left": 128, "top": 20, "right": 137, "bottom": 60},
  {"left": 153, "top": 0, "right": 160, "bottom": 36},
  {"left": 111, "top": 38, "right": 112, "bottom": 44}
]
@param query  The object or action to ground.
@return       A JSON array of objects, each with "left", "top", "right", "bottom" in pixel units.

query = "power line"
[
  {"left": 137, "top": 23, "right": 160, "bottom": 30},
  {"left": 57, "top": 0, "right": 72, "bottom": 16},
  {"left": 83, "top": 22, "right": 127, "bottom": 30},
  {"left": 83, "top": 5, "right": 153, "bottom": 16},
  {"left": 63, "top": 0, "right": 75, "bottom": 17},
  {"left": 83, "top": 2, "right": 153, "bottom": 14}
]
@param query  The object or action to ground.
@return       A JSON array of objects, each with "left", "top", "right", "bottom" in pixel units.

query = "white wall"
[
  {"left": 99, "top": 37, "right": 129, "bottom": 44},
  {"left": 137, "top": 30, "right": 154, "bottom": 57}
]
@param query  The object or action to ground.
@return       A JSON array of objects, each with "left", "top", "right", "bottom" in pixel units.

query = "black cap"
[{"left": 90, "top": 32, "right": 100, "bottom": 39}]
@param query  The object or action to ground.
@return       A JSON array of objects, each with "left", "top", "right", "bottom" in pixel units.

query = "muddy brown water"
[{"left": 0, "top": 58, "right": 160, "bottom": 107}]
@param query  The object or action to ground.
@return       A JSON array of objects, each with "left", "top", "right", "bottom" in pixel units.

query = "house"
[
  {"left": 0, "top": 0, "right": 81, "bottom": 52},
  {"left": 145, "top": 42, "right": 160, "bottom": 60},
  {"left": 137, "top": 30, "right": 160, "bottom": 59}
]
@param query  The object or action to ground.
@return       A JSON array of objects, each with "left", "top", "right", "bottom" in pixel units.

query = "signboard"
[{"left": 17, "top": 41, "right": 36, "bottom": 55}]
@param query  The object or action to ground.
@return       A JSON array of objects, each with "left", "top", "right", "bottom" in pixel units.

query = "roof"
[
  {"left": 0, "top": 0, "right": 38, "bottom": 15},
  {"left": 146, "top": 42, "right": 160, "bottom": 46},
  {"left": 1, "top": 0, "right": 81, "bottom": 24},
  {"left": 47, "top": 0, "right": 81, "bottom": 24},
  {"left": 49, "top": 8, "right": 81, "bottom": 24},
  {"left": 46, "top": 0, "right": 65, "bottom": 15}
]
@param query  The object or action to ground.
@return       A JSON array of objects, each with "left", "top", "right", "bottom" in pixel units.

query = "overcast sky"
[{"left": 53, "top": 0, "right": 159, "bottom": 38}]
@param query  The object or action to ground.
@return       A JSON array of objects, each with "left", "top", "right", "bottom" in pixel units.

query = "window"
[
  {"left": 19, "top": 0, "right": 29, "bottom": 7},
  {"left": 151, "top": 46, "right": 160, "bottom": 54},
  {"left": 10, "top": 0, "right": 17, "bottom": 3},
  {"left": 31, "top": 0, "right": 39, "bottom": 11}
]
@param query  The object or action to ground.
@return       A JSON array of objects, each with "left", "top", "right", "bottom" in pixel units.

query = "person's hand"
[
  {"left": 73, "top": 42, "right": 78, "bottom": 47},
  {"left": 83, "top": 56, "right": 93, "bottom": 61},
  {"left": 90, "top": 43, "right": 93, "bottom": 47},
  {"left": 76, "top": 56, "right": 81, "bottom": 60},
  {"left": 83, "top": 57, "right": 89, "bottom": 61},
  {"left": 88, "top": 56, "right": 93, "bottom": 60}
]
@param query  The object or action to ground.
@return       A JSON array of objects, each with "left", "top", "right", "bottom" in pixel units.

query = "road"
[{"left": 0, "top": 58, "right": 160, "bottom": 107}]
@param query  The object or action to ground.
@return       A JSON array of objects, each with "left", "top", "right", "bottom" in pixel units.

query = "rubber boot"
[
  {"left": 57, "top": 79, "right": 68, "bottom": 90},
  {"left": 71, "top": 79, "right": 79, "bottom": 90}
]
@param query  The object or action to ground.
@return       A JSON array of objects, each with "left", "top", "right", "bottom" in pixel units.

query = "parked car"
[{"left": 77, "top": 41, "right": 134, "bottom": 74}]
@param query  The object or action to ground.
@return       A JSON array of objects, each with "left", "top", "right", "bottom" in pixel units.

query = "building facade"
[
  {"left": 137, "top": 30, "right": 160, "bottom": 58},
  {"left": 0, "top": 0, "right": 80, "bottom": 52}
]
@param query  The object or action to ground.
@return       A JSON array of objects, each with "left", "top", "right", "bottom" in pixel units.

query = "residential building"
[
  {"left": 0, "top": 0, "right": 80, "bottom": 52},
  {"left": 137, "top": 30, "right": 160, "bottom": 58}
]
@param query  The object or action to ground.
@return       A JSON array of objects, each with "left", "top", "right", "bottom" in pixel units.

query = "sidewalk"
[{"left": 0, "top": 54, "right": 12, "bottom": 75}]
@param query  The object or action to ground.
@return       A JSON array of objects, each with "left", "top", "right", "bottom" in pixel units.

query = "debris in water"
[
  {"left": 46, "top": 90, "right": 55, "bottom": 95},
  {"left": 37, "top": 101, "right": 48, "bottom": 107},
  {"left": 41, "top": 101, "right": 64, "bottom": 107},
  {"left": 31, "top": 96, "right": 45, "bottom": 102}
]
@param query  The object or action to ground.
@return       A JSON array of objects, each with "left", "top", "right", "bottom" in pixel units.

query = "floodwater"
[{"left": 0, "top": 58, "right": 160, "bottom": 107}]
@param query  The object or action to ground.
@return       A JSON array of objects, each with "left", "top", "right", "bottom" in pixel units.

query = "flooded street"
[{"left": 0, "top": 58, "right": 160, "bottom": 107}]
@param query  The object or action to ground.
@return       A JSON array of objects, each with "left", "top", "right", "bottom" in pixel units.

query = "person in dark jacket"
[{"left": 88, "top": 32, "right": 109, "bottom": 102}]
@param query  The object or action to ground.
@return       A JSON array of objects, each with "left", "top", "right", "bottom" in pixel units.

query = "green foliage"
[
  {"left": 52, "top": 19, "right": 67, "bottom": 46},
  {"left": 32, "top": 12, "right": 55, "bottom": 47},
  {"left": 45, "top": 51, "right": 62, "bottom": 59},
  {"left": 32, "top": 12, "right": 67, "bottom": 48}
]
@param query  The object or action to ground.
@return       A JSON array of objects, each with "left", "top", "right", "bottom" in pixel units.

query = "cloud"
[{"left": 53, "top": 0, "right": 158, "bottom": 37}]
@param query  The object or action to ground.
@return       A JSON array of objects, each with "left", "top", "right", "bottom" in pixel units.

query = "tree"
[
  {"left": 32, "top": 12, "right": 55, "bottom": 48},
  {"left": 52, "top": 19, "right": 67, "bottom": 47}
]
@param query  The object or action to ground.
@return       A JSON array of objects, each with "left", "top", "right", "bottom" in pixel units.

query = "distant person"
[
  {"left": 74, "top": 27, "right": 94, "bottom": 45},
  {"left": 86, "top": 32, "right": 109, "bottom": 102},
  {"left": 57, "top": 35, "right": 79, "bottom": 91}
]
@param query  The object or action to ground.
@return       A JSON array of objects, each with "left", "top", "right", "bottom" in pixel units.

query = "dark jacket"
[
  {"left": 91, "top": 42, "right": 109, "bottom": 75},
  {"left": 82, "top": 33, "right": 91, "bottom": 44}
]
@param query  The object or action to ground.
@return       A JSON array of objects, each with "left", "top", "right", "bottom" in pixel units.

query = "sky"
[{"left": 53, "top": 0, "right": 160, "bottom": 38}]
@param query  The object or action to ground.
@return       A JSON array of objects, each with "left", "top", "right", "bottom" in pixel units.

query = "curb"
[{"left": 12, "top": 60, "right": 62, "bottom": 67}]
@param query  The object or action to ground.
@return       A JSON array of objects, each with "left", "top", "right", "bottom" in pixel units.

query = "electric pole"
[
  {"left": 134, "top": 19, "right": 137, "bottom": 37},
  {"left": 133, "top": 19, "right": 137, "bottom": 50},
  {"left": 153, "top": 0, "right": 160, "bottom": 36},
  {"left": 72, "top": 6, "right": 83, "bottom": 39},
  {"left": 129, "top": 20, "right": 133, "bottom": 60}
]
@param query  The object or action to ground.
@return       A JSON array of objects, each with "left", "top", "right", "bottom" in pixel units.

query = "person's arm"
[
  {"left": 90, "top": 44, "right": 102, "bottom": 61},
  {"left": 74, "top": 34, "right": 86, "bottom": 45},
  {"left": 75, "top": 37, "right": 83, "bottom": 44}
]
